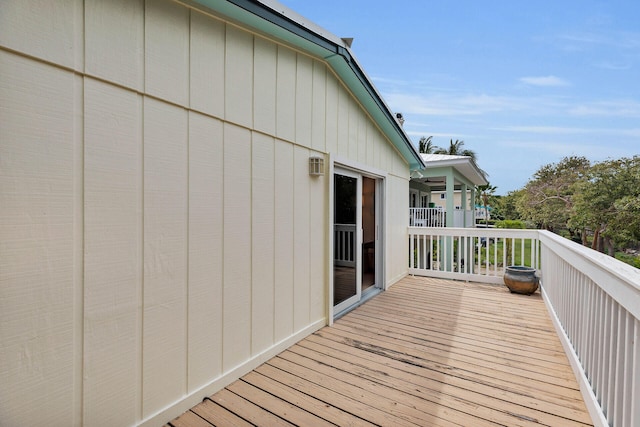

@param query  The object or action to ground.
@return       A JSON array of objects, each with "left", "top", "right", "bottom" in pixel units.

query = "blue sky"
[{"left": 278, "top": 0, "right": 640, "bottom": 194}]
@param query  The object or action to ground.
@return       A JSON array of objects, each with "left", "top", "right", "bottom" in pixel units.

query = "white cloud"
[
  {"left": 519, "top": 76, "right": 570, "bottom": 87},
  {"left": 494, "top": 125, "right": 640, "bottom": 138},
  {"left": 383, "top": 92, "right": 519, "bottom": 116},
  {"left": 492, "top": 125, "right": 589, "bottom": 134},
  {"left": 595, "top": 61, "right": 631, "bottom": 71},
  {"left": 569, "top": 100, "right": 640, "bottom": 117}
]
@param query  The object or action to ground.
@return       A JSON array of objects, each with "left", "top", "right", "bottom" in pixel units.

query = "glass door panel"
[
  {"left": 361, "top": 176, "right": 376, "bottom": 291},
  {"left": 333, "top": 173, "right": 358, "bottom": 306}
]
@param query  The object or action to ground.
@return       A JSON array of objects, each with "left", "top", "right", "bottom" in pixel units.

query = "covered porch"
[
  {"left": 168, "top": 276, "right": 592, "bottom": 426},
  {"left": 410, "top": 153, "right": 488, "bottom": 228}
]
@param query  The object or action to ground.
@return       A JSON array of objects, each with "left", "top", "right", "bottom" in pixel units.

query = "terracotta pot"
[{"left": 504, "top": 266, "right": 539, "bottom": 295}]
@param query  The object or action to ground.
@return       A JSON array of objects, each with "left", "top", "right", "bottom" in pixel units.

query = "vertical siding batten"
[
  {"left": 83, "top": 79, "right": 143, "bottom": 426},
  {"left": 294, "top": 146, "right": 311, "bottom": 330},
  {"left": 187, "top": 112, "right": 224, "bottom": 390},
  {"left": 145, "top": 0, "right": 189, "bottom": 107},
  {"left": 251, "top": 133, "right": 276, "bottom": 353},
  {"left": 224, "top": 24, "right": 253, "bottom": 129},
  {"left": 274, "top": 139, "right": 295, "bottom": 341},
  {"left": 0, "top": 52, "right": 78, "bottom": 426},
  {"left": 85, "top": 0, "right": 144, "bottom": 91},
  {"left": 222, "top": 123, "right": 252, "bottom": 371},
  {"left": 311, "top": 60, "right": 327, "bottom": 152},
  {"left": 142, "top": 98, "right": 188, "bottom": 417},
  {"left": 0, "top": 1, "right": 418, "bottom": 425},
  {"left": 189, "top": 8, "right": 225, "bottom": 119}
]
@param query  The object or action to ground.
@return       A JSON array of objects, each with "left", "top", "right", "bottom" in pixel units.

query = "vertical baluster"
[
  {"left": 493, "top": 237, "right": 500, "bottom": 276},
  {"left": 621, "top": 312, "right": 634, "bottom": 427},
  {"left": 409, "top": 231, "right": 415, "bottom": 268},
  {"left": 612, "top": 307, "right": 626, "bottom": 426},
  {"left": 429, "top": 234, "right": 434, "bottom": 271},
  {"left": 605, "top": 296, "right": 617, "bottom": 423},
  {"left": 630, "top": 317, "right": 639, "bottom": 427}
]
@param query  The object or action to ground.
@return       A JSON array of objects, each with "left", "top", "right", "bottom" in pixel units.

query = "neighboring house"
[
  {"left": 428, "top": 189, "right": 473, "bottom": 210},
  {"left": 475, "top": 204, "right": 493, "bottom": 221},
  {"left": 409, "top": 153, "right": 488, "bottom": 227},
  {"left": 0, "top": 0, "right": 425, "bottom": 426}
]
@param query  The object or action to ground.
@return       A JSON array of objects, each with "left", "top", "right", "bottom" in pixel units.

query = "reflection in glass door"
[
  {"left": 333, "top": 173, "right": 358, "bottom": 307},
  {"left": 361, "top": 176, "right": 376, "bottom": 292}
]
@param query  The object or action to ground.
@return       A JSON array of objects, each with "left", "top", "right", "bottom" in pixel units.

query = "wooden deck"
[{"left": 168, "top": 276, "right": 592, "bottom": 427}]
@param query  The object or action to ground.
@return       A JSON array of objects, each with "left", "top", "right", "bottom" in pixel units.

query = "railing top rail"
[
  {"left": 408, "top": 226, "right": 540, "bottom": 239},
  {"left": 539, "top": 230, "right": 640, "bottom": 319}
]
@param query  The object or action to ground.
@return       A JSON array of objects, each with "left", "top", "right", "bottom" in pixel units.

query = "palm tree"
[
  {"left": 435, "top": 139, "right": 477, "bottom": 160},
  {"left": 476, "top": 183, "right": 497, "bottom": 225},
  {"left": 418, "top": 136, "right": 436, "bottom": 154}
]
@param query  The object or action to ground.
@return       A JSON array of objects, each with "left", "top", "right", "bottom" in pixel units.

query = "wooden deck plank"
[
  {"left": 191, "top": 399, "right": 253, "bottom": 427},
  {"left": 274, "top": 349, "right": 499, "bottom": 427},
  {"left": 169, "top": 277, "right": 593, "bottom": 427},
  {"left": 225, "top": 380, "right": 335, "bottom": 427},
  {"left": 315, "top": 325, "right": 585, "bottom": 407},
  {"left": 255, "top": 362, "right": 422, "bottom": 427},
  {"left": 168, "top": 409, "right": 214, "bottom": 427},
  {"left": 241, "top": 371, "right": 378, "bottom": 427},
  {"left": 326, "top": 321, "right": 580, "bottom": 391},
  {"left": 299, "top": 333, "right": 592, "bottom": 424},
  {"left": 207, "top": 389, "right": 294, "bottom": 426},
  {"left": 332, "top": 313, "right": 579, "bottom": 386}
]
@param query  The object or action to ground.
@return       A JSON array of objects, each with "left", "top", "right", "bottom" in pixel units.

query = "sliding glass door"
[{"left": 333, "top": 168, "right": 381, "bottom": 315}]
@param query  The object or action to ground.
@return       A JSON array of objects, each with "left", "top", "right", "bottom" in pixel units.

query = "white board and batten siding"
[{"left": 0, "top": 0, "right": 412, "bottom": 425}]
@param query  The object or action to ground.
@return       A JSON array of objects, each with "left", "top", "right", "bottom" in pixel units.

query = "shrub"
[{"left": 496, "top": 219, "right": 526, "bottom": 229}]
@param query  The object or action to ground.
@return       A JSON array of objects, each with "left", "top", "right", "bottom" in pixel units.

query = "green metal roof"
[{"left": 190, "top": 0, "right": 425, "bottom": 170}]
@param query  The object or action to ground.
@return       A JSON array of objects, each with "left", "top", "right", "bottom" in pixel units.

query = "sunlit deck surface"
[{"left": 168, "top": 276, "right": 592, "bottom": 427}]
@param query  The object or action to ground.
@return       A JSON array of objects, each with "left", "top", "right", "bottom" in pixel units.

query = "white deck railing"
[
  {"left": 408, "top": 226, "right": 540, "bottom": 285},
  {"left": 334, "top": 224, "right": 356, "bottom": 267},
  {"left": 408, "top": 226, "right": 640, "bottom": 427},
  {"left": 539, "top": 231, "right": 640, "bottom": 427},
  {"left": 409, "top": 207, "right": 445, "bottom": 227}
]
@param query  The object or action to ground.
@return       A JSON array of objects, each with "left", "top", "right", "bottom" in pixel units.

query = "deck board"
[{"left": 169, "top": 276, "right": 592, "bottom": 426}]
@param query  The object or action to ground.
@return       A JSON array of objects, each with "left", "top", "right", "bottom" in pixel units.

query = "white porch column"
[
  {"left": 460, "top": 183, "right": 468, "bottom": 227},
  {"left": 445, "top": 173, "right": 455, "bottom": 227},
  {"left": 470, "top": 186, "right": 476, "bottom": 226}
]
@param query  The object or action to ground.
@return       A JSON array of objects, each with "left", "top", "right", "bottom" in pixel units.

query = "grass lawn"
[{"left": 475, "top": 238, "right": 536, "bottom": 267}]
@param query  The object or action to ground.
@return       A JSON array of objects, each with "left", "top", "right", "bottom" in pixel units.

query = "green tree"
[
  {"left": 516, "top": 156, "right": 591, "bottom": 232},
  {"left": 569, "top": 156, "right": 640, "bottom": 255},
  {"left": 476, "top": 183, "right": 497, "bottom": 225},
  {"left": 497, "top": 190, "right": 524, "bottom": 221},
  {"left": 418, "top": 136, "right": 435, "bottom": 154}
]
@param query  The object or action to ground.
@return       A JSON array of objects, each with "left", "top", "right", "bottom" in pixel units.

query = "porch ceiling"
[{"left": 168, "top": 277, "right": 592, "bottom": 427}]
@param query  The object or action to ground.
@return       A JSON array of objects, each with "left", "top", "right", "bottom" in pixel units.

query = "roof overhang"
[
  {"left": 187, "top": 0, "right": 425, "bottom": 170},
  {"left": 411, "top": 154, "right": 488, "bottom": 187}
]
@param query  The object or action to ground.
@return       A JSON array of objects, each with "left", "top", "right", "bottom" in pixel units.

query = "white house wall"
[{"left": 0, "top": 0, "right": 411, "bottom": 425}]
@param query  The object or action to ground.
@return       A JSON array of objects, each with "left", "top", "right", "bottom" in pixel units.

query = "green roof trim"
[{"left": 190, "top": 0, "right": 425, "bottom": 170}]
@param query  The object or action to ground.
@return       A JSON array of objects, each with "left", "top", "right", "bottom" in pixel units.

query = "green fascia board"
[{"left": 190, "top": 0, "right": 425, "bottom": 170}]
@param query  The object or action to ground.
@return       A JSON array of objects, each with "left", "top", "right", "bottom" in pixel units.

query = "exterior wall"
[
  {"left": 430, "top": 190, "right": 473, "bottom": 210},
  {"left": 0, "top": 1, "right": 410, "bottom": 425}
]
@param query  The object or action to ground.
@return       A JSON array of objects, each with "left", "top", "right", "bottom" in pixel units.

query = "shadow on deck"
[{"left": 168, "top": 276, "right": 592, "bottom": 427}]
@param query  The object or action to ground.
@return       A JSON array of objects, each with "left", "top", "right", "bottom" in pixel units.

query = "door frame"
[{"left": 328, "top": 154, "right": 387, "bottom": 323}]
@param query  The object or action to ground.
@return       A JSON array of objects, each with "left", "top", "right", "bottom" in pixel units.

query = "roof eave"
[
  {"left": 419, "top": 155, "right": 488, "bottom": 186},
  {"left": 188, "top": 0, "right": 425, "bottom": 170}
]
